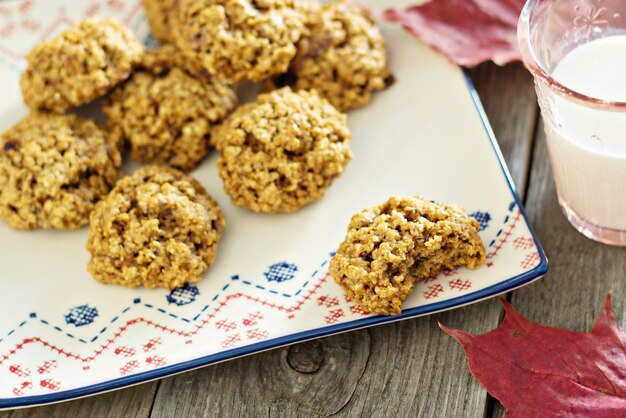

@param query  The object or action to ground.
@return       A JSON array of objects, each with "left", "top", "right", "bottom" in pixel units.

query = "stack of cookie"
[
  {"left": 157, "top": 0, "right": 391, "bottom": 213},
  {"left": 0, "top": 0, "right": 394, "bottom": 292},
  {"left": 2, "top": 19, "right": 138, "bottom": 232},
  {"left": 1, "top": 1, "right": 488, "bottom": 316},
  {"left": 146, "top": 0, "right": 392, "bottom": 110}
]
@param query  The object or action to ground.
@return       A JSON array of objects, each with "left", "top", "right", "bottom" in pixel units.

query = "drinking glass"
[{"left": 518, "top": 0, "right": 626, "bottom": 245}]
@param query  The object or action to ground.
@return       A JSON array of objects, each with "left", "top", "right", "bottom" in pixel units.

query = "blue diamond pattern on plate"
[
  {"left": 64, "top": 305, "right": 99, "bottom": 327},
  {"left": 264, "top": 262, "right": 298, "bottom": 283},
  {"left": 166, "top": 284, "right": 200, "bottom": 306}
]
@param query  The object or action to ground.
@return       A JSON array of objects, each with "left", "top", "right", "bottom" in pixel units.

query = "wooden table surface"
[{"left": 3, "top": 63, "right": 624, "bottom": 418}]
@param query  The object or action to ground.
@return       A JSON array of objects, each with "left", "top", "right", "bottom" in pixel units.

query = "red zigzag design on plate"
[{"left": 0, "top": 273, "right": 330, "bottom": 365}]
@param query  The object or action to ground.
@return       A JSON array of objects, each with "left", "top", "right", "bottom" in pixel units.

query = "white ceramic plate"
[{"left": 0, "top": 0, "right": 547, "bottom": 409}]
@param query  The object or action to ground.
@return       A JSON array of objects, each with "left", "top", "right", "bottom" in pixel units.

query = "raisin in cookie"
[
  {"left": 213, "top": 87, "right": 352, "bottom": 212},
  {"left": 104, "top": 49, "right": 237, "bottom": 172},
  {"left": 0, "top": 113, "right": 121, "bottom": 230},
  {"left": 176, "top": 0, "right": 304, "bottom": 82},
  {"left": 143, "top": 0, "right": 181, "bottom": 43},
  {"left": 87, "top": 165, "right": 225, "bottom": 289},
  {"left": 269, "top": 1, "right": 391, "bottom": 111},
  {"left": 20, "top": 18, "right": 143, "bottom": 113},
  {"left": 330, "top": 196, "right": 486, "bottom": 316}
]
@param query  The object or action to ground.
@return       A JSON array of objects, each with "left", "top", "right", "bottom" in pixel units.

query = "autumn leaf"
[
  {"left": 381, "top": 0, "right": 526, "bottom": 67},
  {"left": 440, "top": 295, "right": 626, "bottom": 417}
]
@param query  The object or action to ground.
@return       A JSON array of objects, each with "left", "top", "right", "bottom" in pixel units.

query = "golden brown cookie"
[
  {"left": 0, "top": 113, "right": 122, "bottom": 230},
  {"left": 269, "top": 1, "right": 391, "bottom": 111},
  {"left": 20, "top": 18, "right": 144, "bottom": 113},
  {"left": 87, "top": 165, "right": 225, "bottom": 289},
  {"left": 143, "top": 0, "right": 181, "bottom": 43},
  {"left": 330, "top": 196, "right": 486, "bottom": 316},
  {"left": 176, "top": 0, "right": 304, "bottom": 83},
  {"left": 104, "top": 50, "right": 237, "bottom": 172},
  {"left": 213, "top": 87, "right": 352, "bottom": 212}
]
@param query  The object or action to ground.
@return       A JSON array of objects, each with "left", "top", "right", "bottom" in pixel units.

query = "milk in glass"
[{"left": 546, "top": 35, "right": 626, "bottom": 230}]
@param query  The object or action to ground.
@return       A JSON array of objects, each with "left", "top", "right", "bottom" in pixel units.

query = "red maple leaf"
[
  {"left": 441, "top": 295, "right": 626, "bottom": 417},
  {"left": 381, "top": 0, "right": 526, "bottom": 67}
]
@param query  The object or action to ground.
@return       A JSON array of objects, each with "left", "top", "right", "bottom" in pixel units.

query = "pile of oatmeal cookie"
[{"left": 0, "top": 0, "right": 485, "bottom": 315}]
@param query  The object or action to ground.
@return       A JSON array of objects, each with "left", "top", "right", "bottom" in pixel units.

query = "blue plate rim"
[{"left": 0, "top": 69, "right": 548, "bottom": 409}]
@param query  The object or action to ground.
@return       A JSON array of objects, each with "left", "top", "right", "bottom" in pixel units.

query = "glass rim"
[{"left": 518, "top": 0, "right": 626, "bottom": 111}]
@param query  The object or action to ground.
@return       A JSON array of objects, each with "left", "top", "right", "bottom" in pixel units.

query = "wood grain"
[
  {"left": 329, "top": 301, "right": 505, "bottom": 418},
  {"left": 469, "top": 62, "right": 538, "bottom": 196},
  {"left": 0, "top": 63, "right": 540, "bottom": 417},
  {"left": 470, "top": 62, "right": 538, "bottom": 418},
  {"left": 151, "top": 332, "right": 370, "bottom": 417}
]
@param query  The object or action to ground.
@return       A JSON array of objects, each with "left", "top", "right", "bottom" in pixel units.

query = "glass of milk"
[{"left": 519, "top": 0, "right": 626, "bottom": 246}]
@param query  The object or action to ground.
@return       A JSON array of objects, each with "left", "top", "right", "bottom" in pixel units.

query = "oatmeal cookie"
[
  {"left": 330, "top": 196, "right": 486, "bottom": 316},
  {"left": 176, "top": 0, "right": 304, "bottom": 83},
  {"left": 0, "top": 113, "right": 121, "bottom": 230},
  {"left": 213, "top": 87, "right": 352, "bottom": 212},
  {"left": 269, "top": 1, "right": 391, "bottom": 111},
  {"left": 104, "top": 54, "right": 237, "bottom": 171},
  {"left": 87, "top": 165, "right": 225, "bottom": 289},
  {"left": 143, "top": 0, "right": 181, "bottom": 43},
  {"left": 20, "top": 18, "right": 144, "bottom": 113}
]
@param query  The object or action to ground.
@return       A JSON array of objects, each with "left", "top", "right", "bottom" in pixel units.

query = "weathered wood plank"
[
  {"left": 151, "top": 332, "right": 370, "bottom": 417},
  {"left": 0, "top": 381, "right": 158, "bottom": 418},
  {"left": 330, "top": 300, "right": 505, "bottom": 418},
  {"left": 471, "top": 62, "right": 538, "bottom": 418},
  {"left": 469, "top": 62, "right": 538, "bottom": 195},
  {"left": 491, "top": 120, "right": 626, "bottom": 418},
  {"left": 470, "top": 62, "right": 538, "bottom": 418}
]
